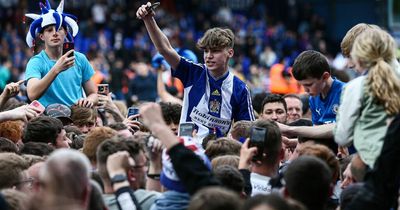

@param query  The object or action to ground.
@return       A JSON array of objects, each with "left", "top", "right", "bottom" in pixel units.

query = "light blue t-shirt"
[{"left": 25, "top": 50, "right": 94, "bottom": 107}]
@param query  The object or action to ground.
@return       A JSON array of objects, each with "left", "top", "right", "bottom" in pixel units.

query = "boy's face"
[
  {"left": 39, "top": 25, "right": 66, "bottom": 48},
  {"left": 54, "top": 129, "right": 72, "bottom": 148},
  {"left": 260, "top": 102, "right": 287, "bottom": 124},
  {"left": 298, "top": 73, "right": 329, "bottom": 97},
  {"left": 203, "top": 47, "right": 233, "bottom": 73}
]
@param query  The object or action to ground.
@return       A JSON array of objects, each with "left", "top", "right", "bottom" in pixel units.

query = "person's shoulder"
[
  {"left": 28, "top": 51, "right": 46, "bottom": 62},
  {"left": 333, "top": 78, "right": 346, "bottom": 87},
  {"left": 344, "top": 76, "right": 365, "bottom": 90},
  {"left": 232, "top": 74, "right": 248, "bottom": 88},
  {"left": 134, "top": 189, "right": 161, "bottom": 197}
]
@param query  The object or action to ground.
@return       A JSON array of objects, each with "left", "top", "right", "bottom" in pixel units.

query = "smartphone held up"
[
  {"left": 63, "top": 42, "right": 74, "bottom": 58},
  {"left": 97, "top": 84, "right": 109, "bottom": 96},
  {"left": 249, "top": 126, "right": 268, "bottom": 161},
  {"left": 127, "top": 107, "right": 140, "bottom": 121}
]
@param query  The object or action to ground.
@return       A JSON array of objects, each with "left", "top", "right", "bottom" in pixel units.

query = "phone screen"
[
  {"left": 249, "top": 126, "right": 267, "bottom": 161},
  {"left": 127, "top": 107, "right": 139, "bottom": 119},
  {"left": 179, "top": 123, "right": 194, "bottom": 137},
  {"left": 63, "top": 42, "right": 74, "bottom": 58}
]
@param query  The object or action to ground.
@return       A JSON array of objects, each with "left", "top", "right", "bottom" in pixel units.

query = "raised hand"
[
  {"left": 53, "top": 50, "right": 75, "bottom": 73},
  {"left": 136, "top": 2, "right": 154, "bottom": 20}
]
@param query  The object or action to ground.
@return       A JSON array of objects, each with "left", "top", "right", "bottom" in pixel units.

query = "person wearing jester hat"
[{"left": 24, "top": 0, "right": 97, "bottom": 108}]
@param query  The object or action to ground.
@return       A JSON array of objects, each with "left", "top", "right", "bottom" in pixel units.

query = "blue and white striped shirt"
[{"left": 172, "top": 57, "right": 255, "bottom": 142}]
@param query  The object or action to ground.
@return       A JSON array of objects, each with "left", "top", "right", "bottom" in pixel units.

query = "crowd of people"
[{"left": 0, "top": 0, "right": 400, "bottom": 210}]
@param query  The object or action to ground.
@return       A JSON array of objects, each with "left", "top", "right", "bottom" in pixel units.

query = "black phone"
[
  {"left": 63, "top": 42, "right": 74, "bottom": 58},
  {"left": 127, "top": 107, "right": 140, "bottom": 120},
  {"left": 146, "top": 2, "right": 160, "bottom": 11},
  {"left": 179, "top": 122, "right": 195, "bottom": 137},
  {"left": 249, "top": 126, "right": 267, "bottom": 161}
]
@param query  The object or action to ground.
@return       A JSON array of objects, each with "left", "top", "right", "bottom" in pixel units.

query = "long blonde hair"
[{"left": 351, "top": 28, "right": 400, "bottom": 115}]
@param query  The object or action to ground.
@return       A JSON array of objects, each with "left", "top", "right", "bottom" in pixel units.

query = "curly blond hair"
[{"left": 351, "top": 28, "right": 400, "bottom": 115}]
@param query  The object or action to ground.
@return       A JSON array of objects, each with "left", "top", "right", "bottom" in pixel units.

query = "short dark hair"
[
  {"left": 252, "top": 120, "right": 282, "bottom": 165},
  {"left": 96, "top": 136, "right": 145, "bottom": 182},
  {"left": 0, "top": 153, "right": 28, "bottom": 189},
  {"left": 20, "top": 142, "right": 54, "bottom": 156},
  {"left": 252, "top": 92, "right": 268, "bottom": 115},
  {"left": 261, "top": 94, "right": 287, "bottom": 114},
  {"left": 0, "top": 137, "right": 18, "bottom": 154},
  {"left": 242, "top": 194, "right": 292, "bottom": 210},
  {"left": 23, "top": 116, "right": 63, "bottom": 145},
  {"left": 213, "top": 165, "right": 244, "bottom": 195},
  {"left": 292, "top": 50, "right": 330, "bottom": 80},
  {"left": 188, "top": 187, "right": 242, "bottom": 210},
  {"left": 284, "top": 156, "right": 332, "bottom": 210},
  {"left": 159, "top": 102, "right": 182, "bottom": 125}
]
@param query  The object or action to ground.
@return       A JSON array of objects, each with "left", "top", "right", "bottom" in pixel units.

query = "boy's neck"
[
  {"left": 45, "top": 46, "right": 62, "bottom": 60},
  {"left": 321, "top": 77, "right": 333, "bottom": 99},
  {"left": 209, "top": 68, "right": 229, "bottom": 80}
]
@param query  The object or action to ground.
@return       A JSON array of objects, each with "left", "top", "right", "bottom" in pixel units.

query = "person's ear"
[
  {"left": 227, "top": 48, "right": 234, "bottom": 58},
  {"left": 322, "top": 72, "right": 330, "bottom": 80},
  {"left": 39, "top": 33, "right": 45, "bottom": 41}
]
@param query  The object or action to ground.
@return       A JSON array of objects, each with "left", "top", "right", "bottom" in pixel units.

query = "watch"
[{"left": 110, "top": 174, "right": 127, "bottom": 185}]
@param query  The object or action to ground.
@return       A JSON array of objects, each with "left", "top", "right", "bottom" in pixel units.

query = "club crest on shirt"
[
  {"left": 209, "top": 99, "right": 221, "bottom": 113},
  {"left": 332, "top": 104, "right": 339, "bottom": 114},
  {"left": 211, "top": 89, "right": 221, "bottom": 96}
]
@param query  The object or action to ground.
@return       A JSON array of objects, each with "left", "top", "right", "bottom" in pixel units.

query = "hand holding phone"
[
  {"left": 63, "top": 42, "right": 74, "bottom": 58},
  {"left": 146, "top": 2, "right": 160, "bottom": 12},
  {"left": 127, "top": 107, "right": 140, "bottom": 120},
  {"left": 249, "top": 126, "right": 267, "bottom": 161},
  {"left": 97, "top": 84, "right": 109, "bottom": 95},
  {"left": 29, "top": 100, "right": 45, "bottom": 115}
]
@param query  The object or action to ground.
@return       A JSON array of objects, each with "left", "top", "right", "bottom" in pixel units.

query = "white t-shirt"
[{"left": 250, "top": 172, "right": 272, "bottom": 196}]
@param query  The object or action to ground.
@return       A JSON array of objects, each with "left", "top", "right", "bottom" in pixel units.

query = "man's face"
[
  {"left": 55, "top": 129, "right": 71, "bottom": 148},
  {"left": 204, "top": 48, "right": 233, "bottom": 74},
  {"left": 261, "top": 102, "right": 287, "bottom": 124},
  {"left": 284, "top": 97, "right": 303, "bottom": 123},
  {"left": 298, "top": 76, "right": 326, "bottom": 97},
  {"left": 39, "top": 25, "right": 66, "bottom": 48}
]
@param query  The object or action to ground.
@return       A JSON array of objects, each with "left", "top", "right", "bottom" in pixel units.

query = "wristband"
[{"left": 147, "top": 173, "right": 160, "bottom": 180}]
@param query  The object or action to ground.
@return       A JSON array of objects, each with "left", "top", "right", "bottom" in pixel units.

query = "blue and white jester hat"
[{"left": 25, "top": 0, "right": 79, "bottom": 48}]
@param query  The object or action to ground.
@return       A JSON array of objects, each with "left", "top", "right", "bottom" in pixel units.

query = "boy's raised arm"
[{"left": 136, "top": 2, "right": 180, "bottom": 70}]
